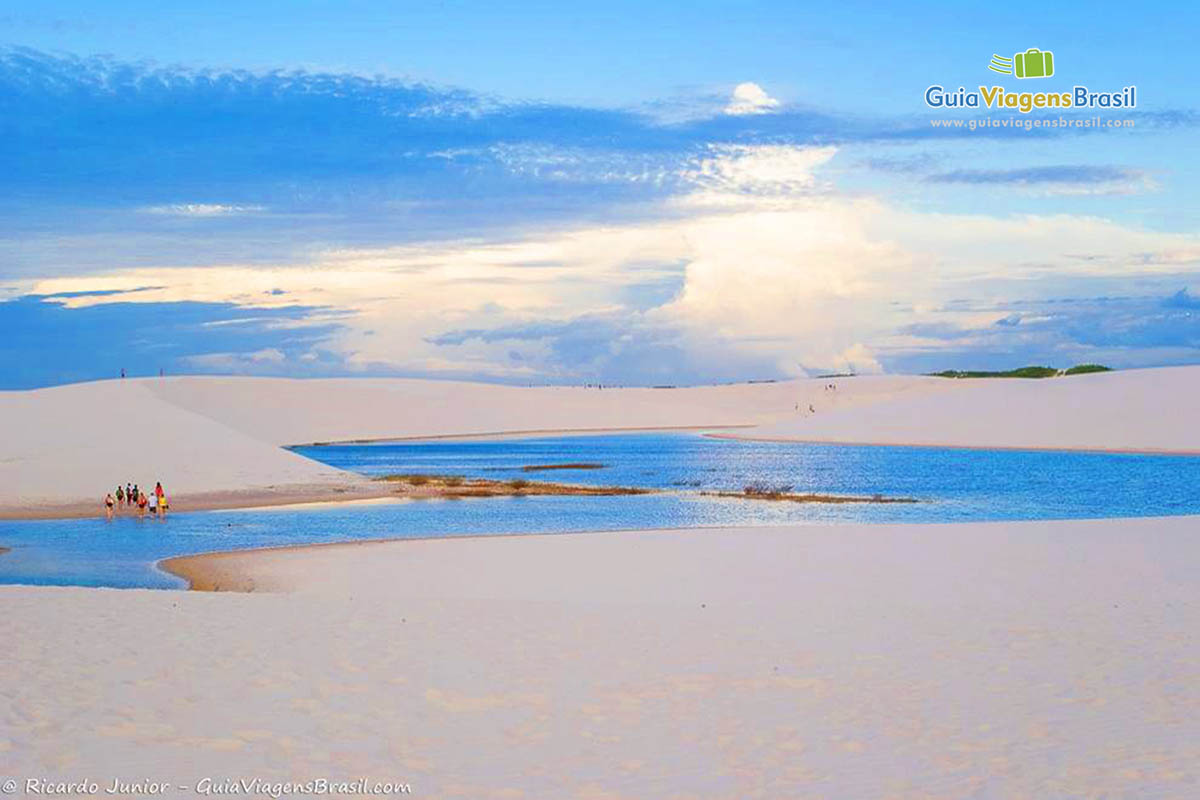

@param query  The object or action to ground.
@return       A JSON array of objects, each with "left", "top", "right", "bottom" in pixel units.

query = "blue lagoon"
[{"left": 2, "top": 433, "right": 1199, "bottom": 588}]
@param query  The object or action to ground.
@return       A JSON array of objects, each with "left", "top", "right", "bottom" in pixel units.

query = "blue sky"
[{"left": 2, "top": 1, "right": 1198, "bottom": 387}]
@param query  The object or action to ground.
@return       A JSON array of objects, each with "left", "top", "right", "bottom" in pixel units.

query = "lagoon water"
[{"left": 3, "top": 433, "right": 1200, "bottom": 589}]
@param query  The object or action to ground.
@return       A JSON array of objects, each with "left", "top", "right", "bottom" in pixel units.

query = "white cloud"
[
  {"left": 489, "top": 143, "right": 674, "bottom": 186},
  {"left": 142, "top": 203, "right": 265, "bottom": 217},
  {"left": 724, "top": 82, "right": 780, "bottom": 115},
  {"left": 247, "top": 348, "right": 286, "bottom": 363},
  {"left": 682, "top": 144, "right": 836, "bottom": 205},
  {"left": 27, "top": 145, "right": 1200, "bottom": 381},
  {"left": 185, "top": 348, "right": 286, "bottom": 371},
  {"left": 1040, "top": 174, "right": 1157, "bottom": 197}
]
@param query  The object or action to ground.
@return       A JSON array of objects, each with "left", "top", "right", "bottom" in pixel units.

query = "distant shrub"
[
  {"left": 1064, "top": 364, "right": 1112, "bottom": 375},
  {"left": 1008, "top": 366, "right": 1058, "bottom": 378},
  {"left": 932, "top": 364, "right": 1112, "bottom": 378},
  {"left": 930, "top": 366, "right": 1057, "bottom": 379}
]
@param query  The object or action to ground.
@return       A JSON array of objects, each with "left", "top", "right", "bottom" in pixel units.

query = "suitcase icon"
[{"left": 1014, "top": 48, "right": 1054, "bottom": 79}]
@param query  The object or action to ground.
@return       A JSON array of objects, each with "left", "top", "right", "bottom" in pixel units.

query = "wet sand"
[{"left": 0, "top": 481, "right": 393, "bottom": 520}]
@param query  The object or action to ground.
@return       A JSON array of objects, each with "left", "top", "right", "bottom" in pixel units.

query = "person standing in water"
[
  {"left": 148, "top": 491, "right": 158, "bottom": 517},
  {"left": 104, "top": 493, "right": 115, "bottom": 520},
  {"left": 136, "top": 490, "right": 148, "bottom": 518},
  {"left": 153, "top": 481, "right": 168, "bottom": 518},
  {"left": 115, "top": 485, "right": 124, "bottom": 507}
]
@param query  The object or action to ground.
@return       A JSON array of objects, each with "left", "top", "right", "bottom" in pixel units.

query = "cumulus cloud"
[
  {"left": 724, "top": 82, "right": 780, "bottom": 115},
  {"left": 5, "top": 48, "right": 1185, "bottom": 285},
  {"left": 24, "top": 144, "right": 1200, "bottom": 384},
  {"left": 4, "top": 49, "right": 1199, "bottom": 387},
  {"left": 884, "top": 291, "right": 1200, "bottom": 374}
]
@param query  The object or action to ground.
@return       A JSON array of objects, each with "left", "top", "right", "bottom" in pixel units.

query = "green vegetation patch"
[
  {"left": 930, "top": 364, "right": 1111, "bottom": 379},
  {"left": 1062, "top": 364, "right": 1113, "bottom": 375}
]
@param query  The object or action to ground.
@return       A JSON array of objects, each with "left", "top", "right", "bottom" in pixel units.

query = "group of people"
[{"left": 104, "top": 481, "right": 169, "bottom": 520}]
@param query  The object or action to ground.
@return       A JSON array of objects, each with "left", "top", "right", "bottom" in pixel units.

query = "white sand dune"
[
  {"left": 140, "top": 373, "right": 941, "bottom": 446},
  {"left": 1, "top": 365, "right": 1196, "bottom": 513},
  {"left": 4, "top": 369, "right": 1200, "bottom": 794},
  {"left": 4, "top": 518, "right": 1199, "bottom": 797},
  {"left": 747, "top": 365, "right": 1200, "bottom": 453},
  {"left": 0, "top": 380, "right": 355, "bottom": 512},
  {"left": 0, "top": 374, "right": 948, "bottom": 513}
]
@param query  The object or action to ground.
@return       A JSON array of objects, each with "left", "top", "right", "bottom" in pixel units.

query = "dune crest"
[{"left": 2, "top": 366, "right": 1196, "bottom": 515}]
